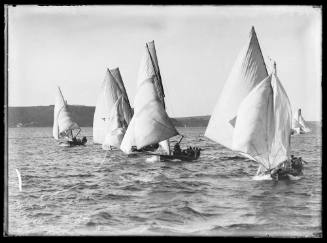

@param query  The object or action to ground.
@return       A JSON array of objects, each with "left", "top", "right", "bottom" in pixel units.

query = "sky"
[{"left": 7, "top": 5, "right": 321, "bottom": 121}]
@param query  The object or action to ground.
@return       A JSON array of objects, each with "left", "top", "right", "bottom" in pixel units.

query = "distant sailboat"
[
  {"left": 53, "top": 86, "right": 86, "bottom": 147},
  {"left": 292, "top": 108, "right": 311, "bottom": 134},
  {"left": 93, "top": 68, "right": 133, "bottom": 145},
  {"left": 120, "top": 41, "right": 201, "bottom": 161},
  {"left": 205, "top": 27, "right": 295, "bottom": 178}
]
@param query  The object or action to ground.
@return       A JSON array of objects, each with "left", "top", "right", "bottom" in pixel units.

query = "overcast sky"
[{"left": 8, "top": 5, "right": 321, "bottom": 121}]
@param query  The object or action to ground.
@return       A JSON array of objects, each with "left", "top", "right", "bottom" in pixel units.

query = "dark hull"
[
  {"left": 159, "top": 153, "right": 200, "bottom": 162},
  {"left": 269, "top": 170, "right": 304, "bottom": 181},
  {"left": 58, "top": 141, "right": 87, "bottom": 147}
]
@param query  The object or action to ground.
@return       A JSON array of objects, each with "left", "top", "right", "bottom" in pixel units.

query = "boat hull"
[
  {"left": 58, "top": 141, "right": 87, "bottom": 147},
  {"left": 159, "top": 154, "right": 200, "bottom": 162},
  {"left": 256, "top": 170, "right": 304, "bottom": 181}
]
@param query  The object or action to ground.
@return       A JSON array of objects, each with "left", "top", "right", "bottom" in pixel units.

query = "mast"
[{"left": 146, "top": 42, "right": 166, "bottom": 109}]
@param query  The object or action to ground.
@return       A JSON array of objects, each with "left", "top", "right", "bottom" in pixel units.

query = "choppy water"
[{"left": 7, "top": 124, "right": 321, "bottom": 236}]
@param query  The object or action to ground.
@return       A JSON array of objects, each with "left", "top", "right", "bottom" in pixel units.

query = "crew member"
[{"left": 173, "top": 142, "right": 182, "bottom": 155}]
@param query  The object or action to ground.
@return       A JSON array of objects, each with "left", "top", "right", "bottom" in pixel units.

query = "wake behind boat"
[
  {"left": 53, "top": 86, "right": 87, "bottom": 147},
  {"left": 120, "top": 41, "right": 201, "bottom": 161},
  {"left": 205, "top": 26, "right": 304, "bottom": 180}
]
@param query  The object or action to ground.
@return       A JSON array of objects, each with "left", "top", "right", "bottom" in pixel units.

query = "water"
[{"left": 7, "top": 124, "right": 321, "bottom": 236}]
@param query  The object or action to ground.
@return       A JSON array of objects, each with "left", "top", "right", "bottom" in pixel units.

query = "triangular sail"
[
  {"left": 93, "top": 68, "right": 126, "bottom": 144},
  {"left": 53, "top": 87, "right": 80, "bottom": 140},
  {"left": 292, "top": 108, "right": 311, "bottom": 133},
  {"left": 232, "top": 70, "right": 292, "bottom": 170},
  {"left": 205, "top": 26, "right": 268, "bottom": 150},
  {"left": 53, "top": 87, "right": 65, "bottom": 139}
]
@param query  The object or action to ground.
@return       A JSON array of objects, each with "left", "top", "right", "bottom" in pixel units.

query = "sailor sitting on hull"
[
  {"left": 270, "top": 155, "right": 305, "bottom": 180},
  {"left": 68, "top": 136, "right": 87, "bottom": 146},
  {"left": 172, "top": 139, "right": 201, "bottom": 159}
]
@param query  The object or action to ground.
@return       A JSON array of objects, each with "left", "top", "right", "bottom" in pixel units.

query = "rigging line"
[
  {"left": 57, "top": 86, "right": 66, "bottom": 103},
  {"left": 101, "top": 150, "right": 109, "bottom": 165},
  {"left": 265, "top": 79, "right": 273, "bottom": 167}
]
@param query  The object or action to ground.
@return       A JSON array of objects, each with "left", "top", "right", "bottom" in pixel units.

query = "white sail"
[
  {"left": 232, "top": 67, "right": 292, "bottom": 170},
  {"left": 157, "top": 139, "right": 170, "bottom": 155},
  {"left": 53, "top": 88, "right": 64, "bottom": 139},
  {"left": 292, "top": 113, "right": 301, "bottom": 134},
  {"left": 93, "top": 68, "right": 124, "bottom": 144},
  {"left": 299, "top": 114, "right": 311, "bottom": 133},
  {"left": 102, "top": 96, "right": 126, "bottom": 149},
  {"left": 53, "top": 87, "right": 80, "bottom": 140},
  {"left": 292, "top": 108, "right": 311, "bottom": 134},
  {"left": 120, "top": 41, "right": 177, "bottom": 154},
  {"left": 205, "top": 26, "right": 268, "bottom": 150}
]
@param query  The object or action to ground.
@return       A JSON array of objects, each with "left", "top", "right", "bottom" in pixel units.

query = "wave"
[
  {"left": 179, "top": 206, "right": 221, "bottom": 219},
  {"left": 103, "top": 193, "right": 133, "bottom": 200}
]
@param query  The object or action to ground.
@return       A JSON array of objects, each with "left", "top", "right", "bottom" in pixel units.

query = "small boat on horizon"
[{"left": 291, "top": 108, "right": 311, "bottom": 135}]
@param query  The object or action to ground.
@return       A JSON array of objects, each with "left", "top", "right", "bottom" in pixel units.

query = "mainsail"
[
  {"left": 205, "top": 26, "right": 268, "bottom": 150},
  {"left": 93, "top": 68, "right": 133, "bottom": 144},
  {"left": 292, "top": 108, "right": 311, "bottom": 134},
  {"left": 53, "top": 87, "right": 80, "bottom": 140},
  {"left": 120, "top": 41, "right": 178, "bottom": 154},
  {"left": 102, "top": 96, "right": 126, "bottom": 149},
  {"left": 232, "top": 67, "right": 292, "bottom": 170}
]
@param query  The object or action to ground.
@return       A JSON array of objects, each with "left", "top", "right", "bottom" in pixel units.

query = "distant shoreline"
[{"left": 7, "top": 105, "right": 212, "bottom": 128}]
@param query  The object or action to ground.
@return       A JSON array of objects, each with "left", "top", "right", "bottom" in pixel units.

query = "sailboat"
[
  {"left": 205, "top": 27, "right": 296, "bottom": 179},
  {"left": 120, "top": 41, "right": 201, "bottom": 161},
  {"left": 93, "top": 67, "right": 133, "bottom": 145},
  {"left": 53, "top": 86, "right": 86, "bottom": 147},
  {"left": 291, "top": 108, "right": 311, "bottom": 134}
]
